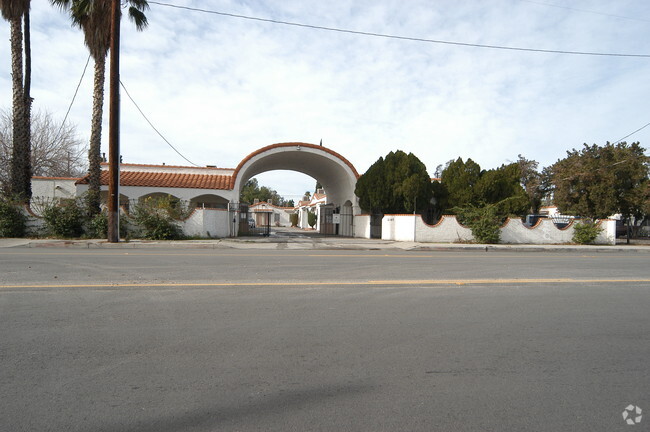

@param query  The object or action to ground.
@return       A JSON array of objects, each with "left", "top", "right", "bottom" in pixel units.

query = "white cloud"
[{"left": 1, "top": 0, "right": 649, "bottom": 199}]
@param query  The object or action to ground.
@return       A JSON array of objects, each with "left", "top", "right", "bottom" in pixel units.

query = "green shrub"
[
  {"left": 572, "top": 220, "right": 602, "bottom": 244},
  {"left": 129, "top": 196, "right": 185, "bottom": 240},
  {"left": 0, "top": 196, "right": 27, "bottom": 237},
  {"left": 454, "top": 204, "right": 501, "bottom": 244},
  {"left": 86, "top": 211, "right": 108, "bottom": 238},
  {"left": 289, "top": 213, "right": 299, "bottom": 227},
  {"left": 307, "top": 210, "right": 317, "bottom": 228},
  {"left": 42, "top": 199, "right": 85, "bottom": 238}
]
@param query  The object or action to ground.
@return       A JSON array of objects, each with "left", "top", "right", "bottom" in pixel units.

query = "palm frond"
[{"left": 127, "top": 6, "right": 148, "bottom": 30}]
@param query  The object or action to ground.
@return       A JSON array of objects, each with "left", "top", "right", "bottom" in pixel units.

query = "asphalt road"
[{"left": 1, "top": 249, "right": 649, "bottom": 431}]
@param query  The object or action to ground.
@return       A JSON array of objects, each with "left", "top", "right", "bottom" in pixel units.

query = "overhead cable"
[
  {"left": 612, "top": 121, "right": 650, "bottom": 144},
  {"left": 148, "top": 1, "right": 650, "bottom": 58},
  {"left": 119, "top": 80, "right": 200, "bottom": 167},
  {"left": 57, "top": 54, "right": 91, "bottom": 139}
]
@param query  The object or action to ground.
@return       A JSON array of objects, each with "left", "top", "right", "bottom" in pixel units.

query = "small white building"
[
  {"left": 249, "top": 200, "right": 294, "bottom": 227},
  {"left": 296, "top": 192, "right": 327, "bottom": 230}
]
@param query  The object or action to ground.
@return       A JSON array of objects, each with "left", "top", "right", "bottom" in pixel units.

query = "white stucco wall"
[
  {"left": 181, "top": 208, "right": 230, "bottom": 238},
  {"left": 599, "top": 219, "right": 617, "bottom": 244},
  {"left": 382, "top": 215, "right": 473, "bottom": 242},
  {"left": 382, "top": 215, "right": 418, "bottom": 241},
  {"left": 381, "top": 215, "right": 616, "bottom": 245},
  {"left": 353, "top": 215, "right": 371, "bottom": 238},
  {"left": 232, "top": 143, "right": 360, "bottom": 216},
  {"left": 500, "top": 218, "right": 571, "bottom": 244},
  {"left": 416, "top": 215, "right": 474, "bottom": 243},
  {"left": 32, "top": 178, "right": 78, "bottom": 200},
  {"left": 500, "top": 218, "right": 615, "bottom": 245}
]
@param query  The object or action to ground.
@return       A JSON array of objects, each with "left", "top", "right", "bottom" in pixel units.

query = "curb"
[{"left": 1, "top": 238, "right": 649, "bottom": 253}]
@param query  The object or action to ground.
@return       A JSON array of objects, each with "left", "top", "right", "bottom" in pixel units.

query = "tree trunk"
[
  {"left": 22, "top": 9, "right": 32, "bottom": 203},
  {"left": 8, "top": 16, "right": 27, "bottom": 202},
  {"left": 87, "top": 57, "right": 106, "bottom": 216}
]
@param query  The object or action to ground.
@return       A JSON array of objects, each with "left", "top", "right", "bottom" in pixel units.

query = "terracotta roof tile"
[{"left": 76, "top": 171, "right": 233, "bottom": 190}]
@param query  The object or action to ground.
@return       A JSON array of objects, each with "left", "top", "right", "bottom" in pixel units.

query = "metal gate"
[
  {"left": 249, "top": 211, "right": 271, "bottom": 236},
  {"left": 320, "top": 204, "right": 354, "bottom": 236},
  {"left": 370, "top": 213, "right": 383, "bottom": 239},
  {"left": 319, "top": 204, "right": 335, "bottom": 235},
  {"left": 228, "top": 203, "right": 271, "bottom": 237}
]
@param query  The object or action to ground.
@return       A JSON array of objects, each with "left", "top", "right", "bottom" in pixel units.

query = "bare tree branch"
[{"left": 0, "top": 108, "right": 86, "bottom": 193}]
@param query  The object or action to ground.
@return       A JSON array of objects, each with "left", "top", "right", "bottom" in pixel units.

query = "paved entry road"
[{"left": 1, "top": 249, "right": 649, "bottom": 431}]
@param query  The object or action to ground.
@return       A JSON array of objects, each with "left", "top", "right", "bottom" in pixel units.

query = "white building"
[
  {"left": 30, "top": 143, "right": 362, "bottom": 238},
  {"left": 249, "top": 200, "right": 294, "bottom": 227}
]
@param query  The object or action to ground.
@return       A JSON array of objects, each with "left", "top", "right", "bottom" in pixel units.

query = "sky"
[{"left": 1, "top": 0, "right": 650, "bottom": 201}]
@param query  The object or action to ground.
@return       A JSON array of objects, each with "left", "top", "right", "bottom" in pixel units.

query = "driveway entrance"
[{"left": 230, "top": 143, "right": 361, "bottom": 237}]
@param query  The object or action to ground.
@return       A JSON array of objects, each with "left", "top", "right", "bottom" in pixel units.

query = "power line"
[
  {"left": 519, "top": 0, "right": 650, "bottom": 23},
  {"left": 57, "top": 54, "right": 91, "bottom": 139},
  {"left": 119, "top": 80, "right": 199, "bottom": 167},
  {"left": 148, "top": 1, "right": 650, "bottom": 58},
  {"left": 612, "top": 121, "right": 650, "bottom": 144}
]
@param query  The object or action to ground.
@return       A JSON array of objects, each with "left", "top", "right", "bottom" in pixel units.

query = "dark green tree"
[
  {"left": 430, "top": 179, "right": 449, "bottom": 222},
  {"left": 355, "top": 150, "right": 431, "bottom": 214},
  {"left": 517, "top": 154, "right": 544, "bottom": 213},
  {"left": 240, "top": 178, "right": 291, "bottom": 206},
  {"left": 475, "top": 163, "right": 529, "bottom": 216},
  {"left": 441, "top": 157, "right": 533, "bottom": 217},
  {"left": 548, "top": 142, "right": 649, "bottom": 221},
  {"left": 440, "top": 157, "right": 481, "bottom": 209},
  {"left": 307, "top": 210, "right": 317, "bottom": 228}
]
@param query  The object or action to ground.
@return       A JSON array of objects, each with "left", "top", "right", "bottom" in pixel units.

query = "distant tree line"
[{"left": 240, "top": 178, "right": 295, "bottom": 208}]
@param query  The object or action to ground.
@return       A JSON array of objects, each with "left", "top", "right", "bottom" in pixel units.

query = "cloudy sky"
[{"left": 1, "top": 0, "right": 650, "bottom": 200}]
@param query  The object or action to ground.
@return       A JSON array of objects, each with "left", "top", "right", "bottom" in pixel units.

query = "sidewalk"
[{"left": 1, "top": 236, "right": 649, "bottom": 253}]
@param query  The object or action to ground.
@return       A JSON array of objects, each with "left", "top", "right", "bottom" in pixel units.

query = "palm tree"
[
  {"left": 51, "top": 0, "right": 148, "bottom": 215},
  {"left": 0, "top": 0, "right": 32, "bottom": 203}
]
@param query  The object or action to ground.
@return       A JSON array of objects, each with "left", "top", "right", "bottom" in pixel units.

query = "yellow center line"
[{"left": 1, "top": 278, "right": 649, "bottom": 290}]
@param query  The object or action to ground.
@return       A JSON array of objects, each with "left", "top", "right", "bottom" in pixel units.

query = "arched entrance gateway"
[{"left": 231, "top": 143, "right": 361, "bottom": 237}]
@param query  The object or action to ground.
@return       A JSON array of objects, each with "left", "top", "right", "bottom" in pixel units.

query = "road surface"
[{"left": 1, "top": 248, "right": 648, "bottom": 431}]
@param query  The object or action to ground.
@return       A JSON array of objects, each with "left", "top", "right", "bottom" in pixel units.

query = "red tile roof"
[{"left": 76, "top": 171, "right": 232, "bottom": 190}]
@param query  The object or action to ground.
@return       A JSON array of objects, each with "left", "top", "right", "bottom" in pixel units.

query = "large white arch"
[{"left": 231, "top": 143, "right": 360, "bottom": 213}]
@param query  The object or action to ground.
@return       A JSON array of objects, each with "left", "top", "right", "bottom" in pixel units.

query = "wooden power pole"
[{"left": 107, "top": 0, "right": 121, "bottom": 242}]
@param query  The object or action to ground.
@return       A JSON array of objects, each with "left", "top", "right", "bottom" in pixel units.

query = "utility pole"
[{"left": 107, "top": 0, "right": 121, "bottom": 242}]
